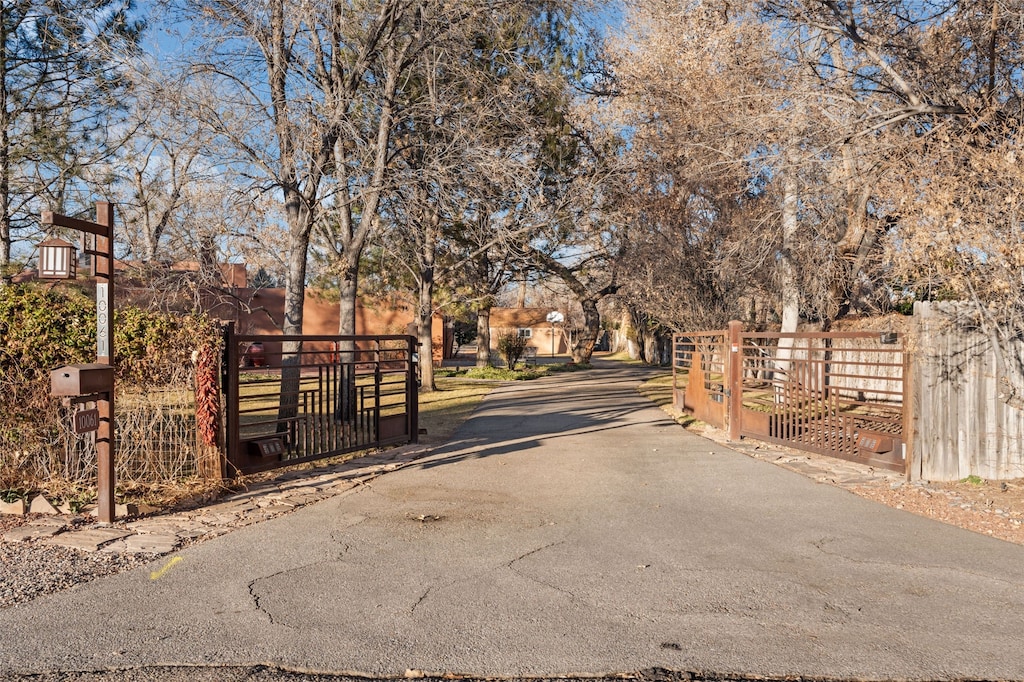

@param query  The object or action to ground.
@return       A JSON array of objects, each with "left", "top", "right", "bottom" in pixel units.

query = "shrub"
[
  {"left": 496, "top": 331, "right": 529, "bottom": 370},
  {"left": 0, "top": 283, "right": 95, "bottom": 376},
  {"left": 0, "top": 282, "right": 221, "bottom": 496},
  {"left": 0, "top": 283, "right": 220, "bottom": 385},
  {"left": 463, "top": 366, "right": 541, "bottom": 381},
  {"left": 546, "top": 361, "right": 591, "bottom": 373}
]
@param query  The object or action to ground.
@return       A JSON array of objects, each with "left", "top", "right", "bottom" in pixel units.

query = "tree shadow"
[{"left": 412, "top": 362, "right": 674, "bottom": 470}]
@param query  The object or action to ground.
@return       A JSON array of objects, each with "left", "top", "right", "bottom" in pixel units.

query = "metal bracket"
[{"left": 60, "top": 393, "right": 109, "bottom": 407}]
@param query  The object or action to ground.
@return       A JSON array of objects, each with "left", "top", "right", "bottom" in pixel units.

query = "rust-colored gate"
[
  {"left": 222, "top": 325, "right": 419, "bottom": 476},
  {"left": 672, "top": 332, "right": 728, "bottom": 428},
  {"left": 674, "top": 323, "right": 909, "bottom": 473}
]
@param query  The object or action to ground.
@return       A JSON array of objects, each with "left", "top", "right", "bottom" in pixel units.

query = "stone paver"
[
  {"left": 120, "top": 533, "right": 179, "bottom": 553},
  {"left": 21, "top": 516, "right": 66, "bottom": 528},
  {"left": 3, "top": 523, "right": 66, "bottom": 543},
  {"left": 0, "top": 499, "right": 25, "bottom": 516},
  {"left": 28, "top": 496, "right": 59, "bottom": 515},
  {"left": 43, "top": 527, "right": 132, "bottom": 552}
]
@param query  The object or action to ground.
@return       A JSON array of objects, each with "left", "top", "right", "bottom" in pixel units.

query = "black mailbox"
[{"left": 51, "top": 364, "right": 114, "bottom": 397}]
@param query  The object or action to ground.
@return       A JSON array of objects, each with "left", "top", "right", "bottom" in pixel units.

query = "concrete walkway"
[{"left": 3, "top": 363, "right": 1024, "bottom": 680}]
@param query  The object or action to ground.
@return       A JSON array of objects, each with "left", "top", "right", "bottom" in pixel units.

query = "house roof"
[
  {"left": 489, "top": 307, "right": 561, "bottom": 328},
  {"left": 17, "top": 260, "right": 248, "bottom": 288}
]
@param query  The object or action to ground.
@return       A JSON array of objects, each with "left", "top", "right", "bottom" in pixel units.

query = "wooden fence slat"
[{"left": 913, "top": 301, "right": 1024, "bottom": 481}]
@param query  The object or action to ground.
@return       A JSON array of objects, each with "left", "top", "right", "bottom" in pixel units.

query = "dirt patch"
[{"left": 850, "top": 477, "right": 1024, "bottom": 545}]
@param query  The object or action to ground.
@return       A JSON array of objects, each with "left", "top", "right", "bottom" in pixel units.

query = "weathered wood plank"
[{"left": 914, "top": 301, "right": 1024, "bottom": 481}]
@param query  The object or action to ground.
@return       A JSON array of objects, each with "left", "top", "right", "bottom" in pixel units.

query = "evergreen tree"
[{"left": 0, "top": 0, "right": 144, "bottom": 271}]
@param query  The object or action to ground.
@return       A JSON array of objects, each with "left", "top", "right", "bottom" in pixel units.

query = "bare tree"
[
  {"left": 600, "top": 0, "right": 794, "bottom": 333},
  {"left": 113, "top": 70, "right": 209, "bottom": 265},
  {"left": 376, "top": 4, "right": 577, "bottom": 387}
]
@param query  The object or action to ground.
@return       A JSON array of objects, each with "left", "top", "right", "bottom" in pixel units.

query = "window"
[{"left": 517, "top": 328, "right": 532, "bottom": 338}]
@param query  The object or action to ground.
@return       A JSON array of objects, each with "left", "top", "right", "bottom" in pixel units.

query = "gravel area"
[
  {"left": 850, "top": 477, "right": 1024, "bottom": 545},
  {"left": 0, "top": 514, "right": 151, "bottom": 610}
]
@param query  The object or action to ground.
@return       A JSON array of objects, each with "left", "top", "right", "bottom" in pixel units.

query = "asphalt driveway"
[{"left": 3, "top": 363, "right": 1024, "bottom": 680}]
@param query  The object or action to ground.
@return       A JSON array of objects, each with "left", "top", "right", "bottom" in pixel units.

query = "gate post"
[
  {"left": 221, "top": 322, "right": 240, "bottom": 476},
  {"left": 408, "top": 335, "right": 419, "bottom": 443},
  {"left": 727, "top": 320, "right": 743, "bottom": 441},
  {"left": 902, "top": 337, "right": 916, "bottom": 480}
]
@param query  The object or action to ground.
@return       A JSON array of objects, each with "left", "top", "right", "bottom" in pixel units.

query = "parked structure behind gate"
[
  {"left": 674, "top": 322, "right": 909, "bottom": 474},
  {"left": 222, "top": 325, "right": 419, "bottom": 476}
]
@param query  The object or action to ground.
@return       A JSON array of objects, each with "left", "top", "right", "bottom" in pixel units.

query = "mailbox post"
[{"left": 40, "top": 202, "right": 117, "bottom": 523}]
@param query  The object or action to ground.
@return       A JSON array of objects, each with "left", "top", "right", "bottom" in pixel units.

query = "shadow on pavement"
[{"left": 414, "top": 362, "right": 674, "bottom": 471}]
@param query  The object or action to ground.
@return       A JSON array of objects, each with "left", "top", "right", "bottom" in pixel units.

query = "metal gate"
[
  {"left": 674, "top": 323, "right": 909, "bottom": 473},
  {"left": 222, "top": 325, "right": 419, "bottom": 476}
]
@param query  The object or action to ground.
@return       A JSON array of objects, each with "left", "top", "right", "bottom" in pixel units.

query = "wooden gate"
[
  {"left": 674, "top": 324, "right": 909, "bottom": 473},
  {"left": 222, "top": 325, "right": 419, "bottom": 476}
]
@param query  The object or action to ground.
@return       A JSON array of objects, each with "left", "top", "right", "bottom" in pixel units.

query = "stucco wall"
[{"left": 208, "top": 289, "right": 449, "bottom": 364}]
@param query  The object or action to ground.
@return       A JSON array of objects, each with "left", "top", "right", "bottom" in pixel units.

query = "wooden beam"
[{"left": 40, "top": 210, "right": 111, "bottom": 238}]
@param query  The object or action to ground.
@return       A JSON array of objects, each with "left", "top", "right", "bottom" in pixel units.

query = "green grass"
[
  {"left": 602, "top": 350, "right": 644, "bottom": 364},
  {"left": 435, "top": 362, "right": 591, "bottom": 382}
]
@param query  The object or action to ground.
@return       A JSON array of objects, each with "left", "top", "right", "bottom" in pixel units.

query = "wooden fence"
[{"left": 913, "top": 302, "right": 1024, "bottom": 481}]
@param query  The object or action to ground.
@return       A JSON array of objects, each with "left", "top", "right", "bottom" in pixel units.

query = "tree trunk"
[
  {"left": 334, "top": 258, "right": 359, "bottom": 422},
  {"left": 338, "top": 259, "right": 358, "bottom": 336},
  {"left": 618, "top": 308, "right": 636, "bottom": 357},
  {"left": 416, "top": 226, "right": 437, "bottom": 390},
  {"left": 476, "top": 306, "right": 492, "bottom": 367},
  {"left": 418, "top": 275, "right": 435, "bottom": 392},
  {"left": 776, "top": 168, "right": 800, "bottom": 385},
  {"left": 529, "top": 249, "right": 614, "bottom": 366},
  {"left": 0, "top": 69, "right": 10, "bottom": 270},
  {"left": 277, "top": 213, "right": 312, "bottom": 432},
  {"left": 631, "top": 312, "right": 649, "bottom": 363},
  {"left": 0, "top": 179, "right": 9, "bottom": 270},
  {"left": 572, "top": 297, "right": 601, "bottom": 364}
]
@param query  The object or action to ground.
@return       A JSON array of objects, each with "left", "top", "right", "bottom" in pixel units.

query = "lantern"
[{"left": 37, "top": 238, "right": 77, "bottom": 279}]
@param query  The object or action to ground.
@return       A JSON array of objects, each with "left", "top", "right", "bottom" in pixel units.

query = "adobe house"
[
  {"left": 489, "top": 307, "right": 568, "bottom": 357},
  {"left": 209, "top": 288, "right": 452, "bottom": 366},
  {"left": 20, "top": 256, "right": 452, "bottom": 365}
]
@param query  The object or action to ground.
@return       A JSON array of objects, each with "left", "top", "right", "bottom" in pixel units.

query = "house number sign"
[
  {"left": 74, "top": 408, "right": 100, "bottom": 434},
  {"left": 96, "top": 283, "right": 109, "bottom": 358}
]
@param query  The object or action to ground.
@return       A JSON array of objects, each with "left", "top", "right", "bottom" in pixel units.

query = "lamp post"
[
  {"left": 545, "top": 311, "right": 564, "bottom": 357},
  {"left": 39, "top": 202, "right": 116, "bottom": 523}
]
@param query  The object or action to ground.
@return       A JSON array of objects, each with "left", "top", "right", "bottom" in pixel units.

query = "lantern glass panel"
[{"left": 37, "top": 238, "right": 77, "bottom": 279}]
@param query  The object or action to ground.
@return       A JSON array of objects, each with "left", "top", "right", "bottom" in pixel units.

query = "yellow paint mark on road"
[{"left": 150, "top": 556, "right": 183, "bottom": 580}]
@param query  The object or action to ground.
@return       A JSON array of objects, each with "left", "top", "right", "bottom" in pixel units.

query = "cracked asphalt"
[{"left": 4, "top": 363, "right": 1024, "bottom": 681}]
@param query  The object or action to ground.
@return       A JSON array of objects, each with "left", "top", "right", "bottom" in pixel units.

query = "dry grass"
[
  {"left": 417, "top": 377, "right": 502, "bottom": 443},
  {"left": 637, "top": 372, "right": 674, "bottom": 408},
  {"left": 638, "top": 372, "right": 704, "bottom": 428}
]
